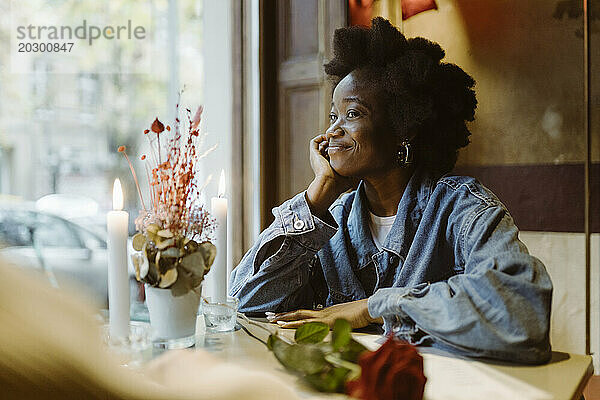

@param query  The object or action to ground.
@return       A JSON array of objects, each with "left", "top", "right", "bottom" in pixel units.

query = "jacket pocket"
[
  {"left": 357, "top": 263, "right": 377, "bottom": 297},
  {"left": 327, "top": 288, "right": 355, "bottom": 305}
]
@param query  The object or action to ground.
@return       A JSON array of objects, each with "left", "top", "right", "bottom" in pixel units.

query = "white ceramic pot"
[{"left": 145, "top": 284, "right": 201, "bottom": 347}]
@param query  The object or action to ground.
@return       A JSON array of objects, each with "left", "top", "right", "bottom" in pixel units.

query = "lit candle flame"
[
  {"left": 218, "top": 170, "right": 226, "bottom": 198},
  {"left": 113, "top": 178, "right": 124, "bottom": 211}
]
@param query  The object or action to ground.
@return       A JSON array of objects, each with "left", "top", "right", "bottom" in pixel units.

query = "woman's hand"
[
  {"left": 309, "top": 134, "right": 336, "bottom": 181},
  {"left": 306, "top": 134, "right": 357, "bottom": 218},
  {"left": 267, "top": 299, "right": 383, "bottom": 329}
]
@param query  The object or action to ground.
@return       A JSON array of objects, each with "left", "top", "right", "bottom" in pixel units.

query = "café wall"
[{"left": 394, "top": 0, "right": 600, "bottom": 367}]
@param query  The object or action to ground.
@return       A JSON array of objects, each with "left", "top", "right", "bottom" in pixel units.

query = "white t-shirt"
[{"left": 368, "top": 211, "right": 396, "bottom": 251}]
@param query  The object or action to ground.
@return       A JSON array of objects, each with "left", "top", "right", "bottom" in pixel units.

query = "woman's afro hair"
[{"left": 324, "top": 17, "right": 477, "bottom": 173}]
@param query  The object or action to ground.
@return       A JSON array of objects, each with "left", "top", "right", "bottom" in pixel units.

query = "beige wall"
[
  {"left": 520, "top": 233, "right": 600, "bottom": 371},
  {"left": 397, "top": 0, "right": 598, "bottom": 166}
]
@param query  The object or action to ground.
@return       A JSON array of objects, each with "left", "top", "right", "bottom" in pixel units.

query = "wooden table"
[{"left": 182, "top": 317, "right": 592, "bottom": 400}]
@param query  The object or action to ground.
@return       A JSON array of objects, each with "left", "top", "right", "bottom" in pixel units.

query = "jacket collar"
[{"left": 346, "top": 167, "right": 438, "bottom": 268}]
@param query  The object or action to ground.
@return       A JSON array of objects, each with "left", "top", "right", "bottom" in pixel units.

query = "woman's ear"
[{"left": 395, "top": 133, "right": 416, "bottom": 167}]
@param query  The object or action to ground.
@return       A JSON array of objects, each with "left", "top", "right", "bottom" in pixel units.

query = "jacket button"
[
  {"left": 389, "top": 254, "right": 398, "bottom": 265},
  {"left": 293, "top": 220, "right": 305, "bottom": 230}
]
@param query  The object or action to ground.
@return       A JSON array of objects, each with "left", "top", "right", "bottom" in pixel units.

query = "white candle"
[
  {"left": 107, "top": 178, "right": 130, "bottom": 339},
  {"left": 210, "top": 170, "right": 228, "bottom": 303}
]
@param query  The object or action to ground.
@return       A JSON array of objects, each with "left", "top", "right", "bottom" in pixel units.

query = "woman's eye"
[
  {"left": 347, "top": 110, "right": 359, "bottom": 118},
  {"left": 329, "top": 113, "right": 337, "bottom": 122}
]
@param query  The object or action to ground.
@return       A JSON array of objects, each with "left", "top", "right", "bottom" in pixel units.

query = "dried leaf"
[
  {"left": 184, "top": 239, "right": 198, "bottom": 254},
  {"left": 169, "top": 266, "right": 192, "bottom": 296},
  {"left": 146, "top": 224, "right": 160, "bottom": 234},
  {"left": 138, "top": 249, "right": 149, "bottom": 279},
  {"left": 144, "top": 242, "right": 157, "bottom": 264},
  {"left": 145, "top": 260, "right": 159, "bottom": 285},
  {"left": 156, "top": 251, "right": 176, "bottom": 274},
  {"left": 158, "top": 267, "right": 178, "bottom": 288},
  {"left": 156, "top": 238, "right": 175, "bottom": 250},
  {"left": 180, "top": 251, "right": 206, "bottom": 276},
  {"left": 189, "top": 274, "right": 204, "bottom": 289},
  {"left": 157, "top": 229, "right": 174, "bottom": 238},
  {"left": 198, "top": 242, "right": 217, "bottom": 268},
  {"left": 132, "top": 233, "right": 146, "bottom": 251},
  {"left": 132, "top": 253, "right": 141, "bottom": 281},
  {"left": 161, "top": 247, "right": 182, "bottom": 258}
]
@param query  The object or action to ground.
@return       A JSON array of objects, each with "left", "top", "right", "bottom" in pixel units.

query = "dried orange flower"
[
  {"left": 119, "top": 96, "right": 216, "bottom": 243},
  {"left": 191, "top": 106, "right": 203, "bottom": 130},
  {"left": 151, "top": 118, "right": 165, "bottom": 134}
]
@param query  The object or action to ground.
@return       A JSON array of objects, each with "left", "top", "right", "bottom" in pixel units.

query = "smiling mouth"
[{"left": 327, "top": 145, "right": 351, "bottom": 154}]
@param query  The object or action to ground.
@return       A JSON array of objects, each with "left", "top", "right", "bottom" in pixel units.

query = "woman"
[{"left": 229, "top": 18, "right": 552, "bottom": 364}]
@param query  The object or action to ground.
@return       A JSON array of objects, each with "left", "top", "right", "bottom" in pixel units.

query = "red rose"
[
  {"left": 346, "top": 336, "right": 426, "bottom": 400},
  {"left": 151, "top": 118, "right": 165, "bottom": 134}
]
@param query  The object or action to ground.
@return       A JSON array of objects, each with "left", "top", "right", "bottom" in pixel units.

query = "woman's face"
[{"left": 326, "top": 70, "right": 396, "bottom": 178}]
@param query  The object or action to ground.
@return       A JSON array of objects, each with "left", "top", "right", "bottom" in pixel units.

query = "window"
[{"left": 0, "top": 0, "right": 216, "bottom": 301}]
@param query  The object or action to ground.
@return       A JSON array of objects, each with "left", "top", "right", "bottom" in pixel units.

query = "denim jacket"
[{"left": 229, "top": 168, "right": 553, "bottom": 364}]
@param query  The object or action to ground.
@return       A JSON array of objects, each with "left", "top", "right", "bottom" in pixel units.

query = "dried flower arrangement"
[{"left": 120, "top": 102, "right": 218, "bottom": 296}]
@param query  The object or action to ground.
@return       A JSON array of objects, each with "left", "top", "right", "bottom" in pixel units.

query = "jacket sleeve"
[
  {"left": 229, "top": 191, "right": 338, "bottom": 313},
  {"left": 367, "top": 205, "right": 553, "bottom": 364}
]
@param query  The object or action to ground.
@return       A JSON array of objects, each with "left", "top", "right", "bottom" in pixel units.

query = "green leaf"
[
  {"left": 294, "top": 322, "right": 329, "bottom": 344},
  {"left": 331, "top": 319, "right": 352, "bottom": 351},
  {"left": 268, "top": 334, "right": 290, "bottom": 354},
  {"left": 324, "top": 354, "right": 361, "bottom": 381},
  {"left": 305, "top": 367, "right": 350, "bottom": 393},
  {"left": 286, "top": 345, "right": 327, "bottom": 375},
  {"left": 269, "top": 335, "right": 327, "bottom": 375},
  {"left": 340, "top": 338, "right": 368, "bottom": 362},
  {"left": 266, "top": 334, "right": 278, "bottom": 350}
]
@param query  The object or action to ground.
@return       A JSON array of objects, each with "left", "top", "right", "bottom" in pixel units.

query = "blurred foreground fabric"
[{"left": 0, "top": 258, "right": 301, "bottom": 400}]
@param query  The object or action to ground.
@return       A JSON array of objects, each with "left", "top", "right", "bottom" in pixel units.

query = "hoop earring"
[{"left": 396, "top": 140, "right": 413, "bottom": 167}]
